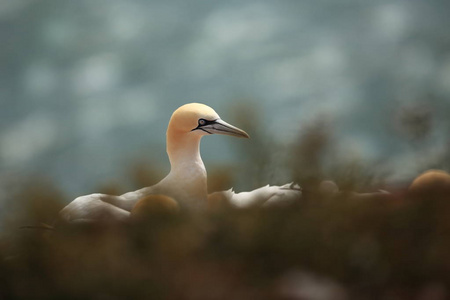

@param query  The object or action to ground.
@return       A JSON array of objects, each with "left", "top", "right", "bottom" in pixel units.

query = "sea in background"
[{"left": 0, "top": 0, "right": 449, "bottom": 202}]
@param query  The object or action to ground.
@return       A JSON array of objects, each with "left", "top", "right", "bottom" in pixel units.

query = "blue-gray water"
[{"left": 1, "top": 0, "right": 450, "bottom": 201}]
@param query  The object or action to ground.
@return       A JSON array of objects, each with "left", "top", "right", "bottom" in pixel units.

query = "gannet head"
[{"left": 169, "top": 103, "right": 249, "bottom": 138}]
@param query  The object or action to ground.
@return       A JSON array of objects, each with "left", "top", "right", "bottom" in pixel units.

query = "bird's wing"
[
  {"left": 263, "top": 184, "right": 302, "bottom": 207},
  {"left": 59, "top": 193, "right": 130, "bottom": 224},
  {"left": 212, "top": 183, "right": 302, "bottom": 208}
]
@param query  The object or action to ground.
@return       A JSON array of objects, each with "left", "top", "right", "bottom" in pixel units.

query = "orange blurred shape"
[
  {"left": 409, "top": 169, "right": 450, "bottom": 196},
  {"left": 130, "top": 194, "right": 179, "bottom": 220}
]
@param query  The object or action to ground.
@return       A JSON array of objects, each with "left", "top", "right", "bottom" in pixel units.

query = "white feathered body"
[{"left": 209, "top": 183, "right": 301, "bottom": 208}]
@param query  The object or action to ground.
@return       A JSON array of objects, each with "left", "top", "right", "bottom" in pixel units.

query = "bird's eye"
[{"left": 198, "top": 119, "right": 207, "bottom": 126}]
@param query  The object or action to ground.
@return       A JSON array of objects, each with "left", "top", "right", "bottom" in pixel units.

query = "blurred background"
[
  {"left": 0, "top": 0, "right": 449, "bottom": 218},
  {"left": 1, "top": 0, "right": 450, "bottom": 200},
  {"left": 1, "top": 1, "right": 450, "bottom": 298}
]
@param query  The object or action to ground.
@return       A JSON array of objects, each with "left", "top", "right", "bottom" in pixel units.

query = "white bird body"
[
  {"left": 59, "top": 103, "right": 303, "bottom": 223},
  {"left": 59, "top": 193, "right": 130, "bottom": 223},
  {"left": 120, "top": 158, "right": 207, "bottom": 210},
  {"left": 209, "top": 183, "right": 301, "bottom": 208},
  {"left": 59, "top": 103, "right": 249, "bottom": 223}
]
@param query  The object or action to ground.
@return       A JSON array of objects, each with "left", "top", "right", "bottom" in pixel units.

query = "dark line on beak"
[{"left": 198, "top": 128, "right": 212, "bottom": 134}]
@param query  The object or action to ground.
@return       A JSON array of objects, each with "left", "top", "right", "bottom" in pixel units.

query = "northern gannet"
[{"left": 59, "top": 103, "right": 249, "bottom": 223}]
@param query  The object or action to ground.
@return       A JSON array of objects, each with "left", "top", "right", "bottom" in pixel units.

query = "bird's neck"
[
  {"left": 167, "top": 131, "right": 203, "bottom": 169},
  {"left": 165, "top": 130, "right": 207, "bottom": 208}
]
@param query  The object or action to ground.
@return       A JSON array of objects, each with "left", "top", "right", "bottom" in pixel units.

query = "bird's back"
[{"left": 59, "top": 193, "right": 130, "bottom": 223}]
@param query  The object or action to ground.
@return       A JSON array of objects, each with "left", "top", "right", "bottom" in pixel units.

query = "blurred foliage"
[
  {"left": 1, "top": 102, "right": 450, "bottom": 299},
  {"left": 1, "top": 177, "right": 64, "bottom": 233},
  {"left": 289, "top": 118, "right": 333, "bottom": 189},
  {"left": 207, "top": 165, "right": 234, "bottom": 194},
  {"left": 1, "top": 182, "right": 450, "bottom": 299},
  {"left": 392, "top": 101, "right": 450, "bottom": 174},
  {"left": 289, "top": 117, "right": 389, "bottom": 193},
  {"left": 227, "top": 100, "right": 274, "bottom": 188},
  {"left": 395, "top": 103, "right": 433, "bottom": 143}
]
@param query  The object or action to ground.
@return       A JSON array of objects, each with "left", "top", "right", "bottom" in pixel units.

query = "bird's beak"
[{"left": 204, "top": 119, "right": 250, "bottom": 138}]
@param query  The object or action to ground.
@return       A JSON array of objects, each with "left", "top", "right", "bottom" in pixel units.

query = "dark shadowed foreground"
[
  {"left": 1, "top": 180, "right": 450, "bottom": 300},
  {"left": 1, "top": 108, "right": 450, "bottom": 299}
]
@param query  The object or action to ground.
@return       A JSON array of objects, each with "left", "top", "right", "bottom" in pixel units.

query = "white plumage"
[
  {"left": 59, "top": 103, "right": 248, "bottom": 223},
  {"left": 209, "top": 183, "right": 301, "bottom": 208},
  {"left": 59, "top": 103, "right": 301, "bottom": 223}
]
